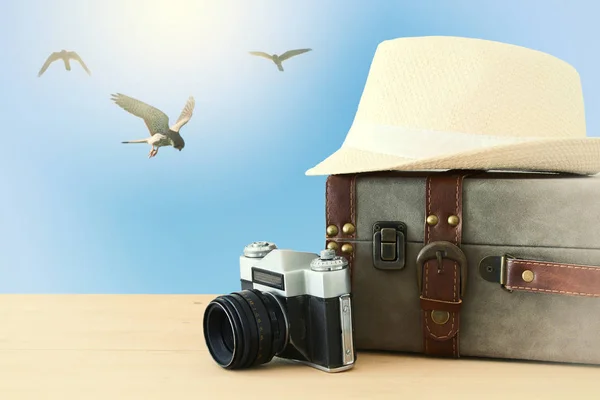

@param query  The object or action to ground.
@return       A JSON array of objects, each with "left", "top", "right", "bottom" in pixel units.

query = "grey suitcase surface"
[{"left": 323, "top": 170, "right": 600, "bottom": 364}]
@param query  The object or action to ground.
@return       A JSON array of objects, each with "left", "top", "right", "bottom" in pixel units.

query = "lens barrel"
[{"left": 203, "top": 289, "right": 287, "bottom": 369}]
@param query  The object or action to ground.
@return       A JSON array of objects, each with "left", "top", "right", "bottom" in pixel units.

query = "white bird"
[
  {"left": 249, "top": 48, "right": 312, "bottom": 71},
  {"left": 111, "top": 93, "right": 195, "bottom": 158},
  {"left": 38, "top": 50, "right": 91, "bottom": 77}
]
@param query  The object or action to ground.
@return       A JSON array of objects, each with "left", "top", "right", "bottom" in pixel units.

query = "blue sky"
[{"left": 0, "top": 0, "right": 598, "bottom": 294}]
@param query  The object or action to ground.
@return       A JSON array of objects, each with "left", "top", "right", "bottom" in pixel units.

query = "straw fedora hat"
[{"left": 305, "top": 36, "right": 600, "bottom": 176}]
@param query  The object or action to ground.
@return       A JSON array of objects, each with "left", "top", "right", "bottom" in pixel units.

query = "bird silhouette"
[
  {"left": 38, "top": 50, "right": 91, "bottom": 77},
  {"left": 249, "top": 48, "right": 312, "bottom": 71},
  {"left": 111, "top": 93, "right": 195, "bottom": 158}
]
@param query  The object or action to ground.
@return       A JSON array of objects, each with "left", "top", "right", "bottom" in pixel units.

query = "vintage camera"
[{"left": 203, "top": 241, "right": 355, "bottom": 372}]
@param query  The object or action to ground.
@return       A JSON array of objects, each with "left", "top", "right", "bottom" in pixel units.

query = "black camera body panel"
[
  {"left": 277, "top": 294, "right": 346, "bottom": 370},
  {"left": 241, "top": 278, "right": 346, "bottom": 369}
]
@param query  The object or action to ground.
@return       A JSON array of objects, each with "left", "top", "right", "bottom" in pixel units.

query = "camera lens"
[{"left": 203, "top": 289, "right": 287, "bottom": 369}]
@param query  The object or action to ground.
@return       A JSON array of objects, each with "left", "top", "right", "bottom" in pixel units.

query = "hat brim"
[{"left": 305, "top": 137, "right": 600, "bottom": 176}]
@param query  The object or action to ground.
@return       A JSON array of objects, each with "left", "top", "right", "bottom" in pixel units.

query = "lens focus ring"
[
  {"left": 203, "top": 289, "right": 287, "bottom": 370},
  {"left": 236, "top": 291, "right": 273, "bottom": 367}
]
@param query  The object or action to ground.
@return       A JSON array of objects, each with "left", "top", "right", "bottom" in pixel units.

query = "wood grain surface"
[{"left": 0, "top": 294, "right": 597, "bottom": 399}]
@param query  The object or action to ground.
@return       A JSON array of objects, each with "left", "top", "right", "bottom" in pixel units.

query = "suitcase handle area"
[{"left": 478, "top": 255, "right": 600, "bottom": 298}]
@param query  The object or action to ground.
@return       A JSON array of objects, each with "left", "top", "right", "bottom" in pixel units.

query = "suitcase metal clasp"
[
  {"left": 372, "top": 221, "right": 407, "bottom": 270},
  {"left": 416, "top": 241, "right": 468, "bottom": 297}
]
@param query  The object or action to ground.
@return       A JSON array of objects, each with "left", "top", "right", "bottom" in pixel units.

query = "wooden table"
[{"left": 0, "top": 295, "right": 597, "bottom": 399}]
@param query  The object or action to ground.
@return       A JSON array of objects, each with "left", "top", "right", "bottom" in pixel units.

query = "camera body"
[
  {"left": 203, "top": 241, "right": 355, "bottom": 373},
  {"left": 238, "top": 241, "right": 355, "bottom": 372}
]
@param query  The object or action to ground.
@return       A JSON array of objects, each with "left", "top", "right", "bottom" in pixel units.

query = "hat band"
[{"left": 342, "top": 121, "right": 548, "bottom": 159}]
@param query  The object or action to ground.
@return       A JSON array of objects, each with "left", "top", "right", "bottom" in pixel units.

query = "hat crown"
[
  {"left": 347, "top": 36, "right": 586, "bottom": 142},
  {"left": 306, "top": 36, "right": 599, "bottom": 177}
]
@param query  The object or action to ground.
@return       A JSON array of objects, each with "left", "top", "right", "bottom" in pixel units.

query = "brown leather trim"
[
  {"left": 357, "top": 169, "right": 576, "bottom": 180},
  {"left": 420, "top": 297, "right": 463, "bottom": 313},
  {"left": 420, "top": 172, "right": 468, "bottom": 357},
  {"left": 325, "top": 174, "right": 357, "bottom": 278},
  {"left": 505, "top": 258, "right": 600, "bottom": 298}
]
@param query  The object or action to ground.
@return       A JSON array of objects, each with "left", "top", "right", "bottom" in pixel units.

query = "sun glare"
[{"left": 112, "top": 1, "right": 244, "bottom": 59}]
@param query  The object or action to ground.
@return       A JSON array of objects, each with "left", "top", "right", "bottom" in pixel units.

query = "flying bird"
[
  {"left": 111, "top": 93, "right": 195, "bottom": 158},
  {"left": 249, "top": 48, "right": 312, "bottom": 71},
  {"left": 38, "top": 50, "right": 91, "bottom": 77}
]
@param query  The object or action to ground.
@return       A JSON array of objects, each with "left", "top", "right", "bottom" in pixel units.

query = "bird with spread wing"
[
  {"left": 111, "top": 93, "right": 195, "bottom": 158},
  {"left": 249, "top": 48, "right": 312, "bottom": 71},
  {"left": 38, "top": 50, "right": 91, "bottom": 77}
]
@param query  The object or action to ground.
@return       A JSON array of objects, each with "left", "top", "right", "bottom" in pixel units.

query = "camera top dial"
[
  {"left": 310, "top": 249, "right": 349, "bottom": 272},
  {"left": 243, "top": 241, "right": 277, "bottom": 258}
]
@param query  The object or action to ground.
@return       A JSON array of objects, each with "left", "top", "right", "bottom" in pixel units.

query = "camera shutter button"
[{"left": 320, "top": 249, "right": 336, "bottom": 260}]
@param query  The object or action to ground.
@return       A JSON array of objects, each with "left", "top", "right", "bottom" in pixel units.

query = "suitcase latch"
[{"left": 372, "top": 221, "right": 407, "bottom": 270}]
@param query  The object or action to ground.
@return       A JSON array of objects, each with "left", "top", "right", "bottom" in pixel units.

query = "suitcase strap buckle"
[{"left": 416, "top": 241, "right": 468, "bottom": 297}]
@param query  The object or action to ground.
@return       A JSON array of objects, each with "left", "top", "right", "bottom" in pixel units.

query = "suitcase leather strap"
[
  {"left": 479, "top": 255, "right": 600, "bottom": 298},
  {"left": 417, "top": 172, "right": 469, "bottom": 358},
  {"left": 324, "top": 174, "right": 357, "bottom": 278}
]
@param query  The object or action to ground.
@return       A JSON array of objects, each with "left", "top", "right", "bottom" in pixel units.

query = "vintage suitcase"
[{"left": 324, "top": 169, "right": 600, "bottom": 364}]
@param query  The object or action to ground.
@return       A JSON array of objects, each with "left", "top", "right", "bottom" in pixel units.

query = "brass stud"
[
  {"left": 426, "top": 214, "right": 438, "bottom": 226},
  {"left": 447, "top": 215, "right": 460, "bottom": 227},
  {"left": 326, "top": 225, "right": 338, "bottom": 236},
  {"left": 341, "top": 243, "right": 353, "bottom": 254},
  {"left": 327, "top": 242, "right": 339, "bottom": 251},
  {"left": 342, "top": 223, "right": 355, "bottom": 235},
  {"left": 522, "top": 270, "right": 535, "bottom": 283},
  {"left": 431, "top": 310, "right": 450, "bottom": 325}
]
